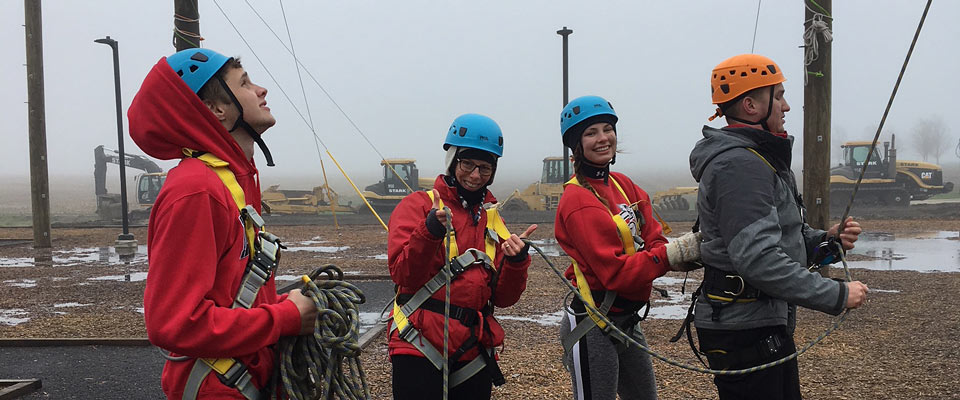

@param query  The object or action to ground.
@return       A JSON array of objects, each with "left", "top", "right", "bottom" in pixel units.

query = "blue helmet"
[
  {"left": 166, "top": 48, "right": 231, "bottom": 94},
  {"left": 443, "top": 114, "right": 504, "bottom": 157},
  {"left": 560, "top": 95, "right": 618, "bottom": 148}
]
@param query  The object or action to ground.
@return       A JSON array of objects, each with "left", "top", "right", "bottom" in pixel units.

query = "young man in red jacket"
[
  {"left": 129, "top": 48, "right": 317, "bottom": 399},
  {"left": 387, "top": 114, "right": 537, "bottom": 399}
]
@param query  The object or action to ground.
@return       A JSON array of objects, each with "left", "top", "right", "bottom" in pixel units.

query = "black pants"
[
  {"left": 697, "top": 325, "right": 801, "bottom": 400},
  {"left": 391, "top": 354, "right": 492, "bottom": 400}
]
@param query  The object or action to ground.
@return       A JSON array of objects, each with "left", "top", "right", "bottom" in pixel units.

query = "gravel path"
[{"left": 1, "top": 218, "right": 958, "bottom": 399}]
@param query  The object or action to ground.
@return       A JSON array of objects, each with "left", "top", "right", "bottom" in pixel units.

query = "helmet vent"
[
  {"left": 176, "top": 70, "right": 184, "bottom": 77},
  {"left": 572, "top": 106, "right": 581, "bottom": 115},
  {"left": 740, "top": 72, "right": 747, "bottom": 77},
  {"left": 458, "top": 127, "right": 468, "bottom": 137},
  {"left": 607, "top": 102, "right": 614, "bottom": 110},
  {"left": 498, "top": 137, "right": 503, "bottom": 146},
  {"left": 729, "top": 70, "right": 736, "bottom": 75},
  {"left": 761, "top": 71, "right": 767, "bottom": 76},
  {"left": 189, "top": 65, "right": 199, "bottom": 73},
  {"left": 720, "top": 84, "right": 730, "bottom": 94},
  {"left": 751, "top": 68, "right": 758, "bottom": 73},
  {"left": 190, "top": 52, "right": 209, "bottom": 62},
  {"left": 767, "top": 65, "right": 777, "bottom": 74}
]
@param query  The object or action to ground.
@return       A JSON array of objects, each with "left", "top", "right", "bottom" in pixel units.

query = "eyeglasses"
[{"left": 457, "top": 159, "right": 494, "bottom": 177}]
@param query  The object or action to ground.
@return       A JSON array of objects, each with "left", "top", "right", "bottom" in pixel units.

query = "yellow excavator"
[
  {"left": 260, "top": 184, "right": 356, "bottom": 214},
  {"left": 501, "top": 157, "right": 571, "bottom": 211}
]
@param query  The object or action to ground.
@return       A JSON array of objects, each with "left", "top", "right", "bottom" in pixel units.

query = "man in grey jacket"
[{"left": 689, "top": 54, "right": 869, "bottom": 400}]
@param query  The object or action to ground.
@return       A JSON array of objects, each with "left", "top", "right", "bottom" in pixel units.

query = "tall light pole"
[
  {"left": 94, "top": 36, "right": 137, "bottom": 256},
  {"left": 557, "top": 26, "right": 573, "bottom": 179}
]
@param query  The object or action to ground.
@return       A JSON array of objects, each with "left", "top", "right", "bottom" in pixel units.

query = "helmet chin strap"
[
  {"left": 723, "top": 86, "right": 775, "bottom": 133},
  {"left": 215, "top": 75, "right": 276, "bottom": 166}
]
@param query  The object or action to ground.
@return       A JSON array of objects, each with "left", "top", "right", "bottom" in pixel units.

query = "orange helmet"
[{"left": 710, "top": 54, "right": 785, "bottom": 105}]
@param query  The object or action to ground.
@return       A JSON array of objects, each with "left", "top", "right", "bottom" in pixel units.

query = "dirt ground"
[{"left": 1, "top": 217, "right": 959, "bottom": 399}]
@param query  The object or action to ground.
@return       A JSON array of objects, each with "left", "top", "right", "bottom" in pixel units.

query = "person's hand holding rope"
[{"left": 827, "top": 216, "right": 862, "bottom": 251}]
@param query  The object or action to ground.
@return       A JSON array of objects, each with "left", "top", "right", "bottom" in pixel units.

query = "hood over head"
[{"left": 128, "top": 57, "right": 254, "bottom": 178}]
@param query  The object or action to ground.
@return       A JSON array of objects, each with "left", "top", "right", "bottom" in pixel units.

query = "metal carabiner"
[{"left": 722, "top": 275, "right": 745, "bottom": 297}]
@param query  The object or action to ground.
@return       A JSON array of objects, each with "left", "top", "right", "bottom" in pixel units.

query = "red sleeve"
[
  {"left": 387, "top": 192, "right": 446, "bottom": 289},
  {"left": 556, "top": 185, "right": 670, "bottom": 299},
  {"left": 492, "top": 220, "right": 531, "bottom": 308},
  {"left": 143, "top": 190, "right": 301, "bottom": 358}
]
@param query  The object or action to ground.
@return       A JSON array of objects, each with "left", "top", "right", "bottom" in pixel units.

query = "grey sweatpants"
[{"left": 560, "top": 311, "right": 658, "bottom": 400}]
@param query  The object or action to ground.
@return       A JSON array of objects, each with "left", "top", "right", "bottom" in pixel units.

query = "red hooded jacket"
[
  {"left": 129, "top": 58, "right": 301, "bottom": 398},
  {"left": 555, "top": 172, "right": 670, "bottom": 303},
  {"left": 386, "top": 176, "right": 530, "bottom": 362}
]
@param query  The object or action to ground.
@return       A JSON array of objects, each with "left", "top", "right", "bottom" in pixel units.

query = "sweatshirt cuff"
[
  {"left": 505, "top": 242, "right": 530, "bottom": 264},
  {"left": 425, "top": 209, "right": 446, "bottom": 239},
  {"left": 832, "top": 279, "right": 848, "bottom": 315},
  {"left": 278, "top": 298, "right": 303, "bottom": 336}
]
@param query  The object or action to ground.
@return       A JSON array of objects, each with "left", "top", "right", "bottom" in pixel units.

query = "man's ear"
[
  {"left": 203, "top": 99, "right": 228, "bottom": 122},
  {"left": 740, "top": 96, "right": 759, "bottom": 118}
]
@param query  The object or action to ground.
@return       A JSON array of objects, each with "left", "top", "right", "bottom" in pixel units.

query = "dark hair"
[
  {"left": 572, "top": 144, "right": 609, "bottom": 208},
  {"left": 197, "top": 57, "right": 243, "bottom": 105},
  {"left": 719, "top": 85, "right": 769, "bottom": 119}
]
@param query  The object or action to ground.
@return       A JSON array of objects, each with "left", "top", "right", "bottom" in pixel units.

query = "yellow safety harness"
[
  {"left": 560, "top": 176, "right": 649, "bottom": 354},
  {"left": 391, "top": 190, "right": 512, "bottom": 388},
  {"left": 175, "top": 149, "right": 284, "bottom": 400}
]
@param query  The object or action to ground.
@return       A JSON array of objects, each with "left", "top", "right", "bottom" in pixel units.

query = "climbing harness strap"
[
  {"left": 390, "top": 189, "right": 511, "bottom": 387},
  {"left": 177, "top": 149, "right": 286, "bottom": 400},
  {"left": 561, "top": 176, "right": 648, "bottom": 354}
]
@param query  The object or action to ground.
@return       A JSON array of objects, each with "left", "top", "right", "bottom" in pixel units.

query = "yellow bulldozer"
[
  {"left": 830, "top": 135, "right": 953, "bottom": 206},
  {"left": 501, "top": 157, "right": 571, "bottom": 211},
  {"left": 260, "top": 184, "right": 356, "bottom": 214},
  {"left": 360, "top": 158, "right": 435, "bottom": 213}
]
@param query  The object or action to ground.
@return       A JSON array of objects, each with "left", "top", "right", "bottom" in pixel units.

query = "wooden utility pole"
[
  {"left": 24, "top": 0, "right": 51, "bottom": 248},
  {"left": 174, "top": 0, "right": 201, "bottom": 51},
  {"left": 802, "top": 0, "right": 831, "bottom": 231}
]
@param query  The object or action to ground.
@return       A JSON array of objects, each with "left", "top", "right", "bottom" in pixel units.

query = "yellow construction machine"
[
  {"left": 830, "top": 135, "right": 953, "bottom": 206},
  {"left": 501, "top": 157, "right": 571, "bottom": 211},
  {"left": 651, "top": 187, "right": 698, "bottom": 211},
  {"left": 260, "top": 184, "right": 356, "bottom": 214},
  {"left": 360, "top": 158, "right": 434, "bottom": 213}
]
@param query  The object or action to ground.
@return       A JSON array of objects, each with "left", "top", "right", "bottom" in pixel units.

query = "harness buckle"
[
  {"left": 722, "top": 274, "right": 745, "bottom": 297},
  {"left": 450, "top": 248, "right": 492, "bottom": 276}
]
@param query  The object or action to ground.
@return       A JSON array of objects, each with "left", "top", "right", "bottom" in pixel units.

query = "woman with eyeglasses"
[
  {"left": 386, "top": 113, "right": 537, "bottom": 400},
  {"left": 555, "top": 96, "right": 702, "bottom": 400}
]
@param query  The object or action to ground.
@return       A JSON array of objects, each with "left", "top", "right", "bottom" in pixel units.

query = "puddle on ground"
[
  {"left": 527, "top": 238, "right": 565, "bottom": 257},
  {"left": 54, "top": 302, "right": 92, "bottom": 308},
  {"left": 4, "top": 279, "right": 37, "bottom": 288},
  {"left": 0, "top": 245, "right": 148, "bottom": 268},
  {"left": 297, "top": 237, "right": 329, "bottom": 246},
  {"left": 284, "top": 245, "right": 350, "bottom": 253},
  {"left": 88, "top": 272, "right": 149, "bottom": 282},
  {"left": 0, "top": 309, "right": 30, "bottom": 326},
  {"left": 498, "top": 310, "right": 566, "bottom": 326},
  {"left": 846, "top": 231, "right": 960, "bottom": 272},
  {"left": 370, "top": 254, "right": 388, "bottom": 260}
]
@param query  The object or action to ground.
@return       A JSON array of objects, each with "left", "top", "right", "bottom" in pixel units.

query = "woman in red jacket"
[
  {"left": 387, "top": 114, "right": 537, "bottom": 400},
  {"left": 555, "top": 96, "right": 701, "bottom": 400}
]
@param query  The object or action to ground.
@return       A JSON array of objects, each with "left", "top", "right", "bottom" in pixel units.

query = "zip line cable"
[
  {"left": 750, "top": 0, "right": 762, "bottom": 53},
  {"left": 241, "top": 0, "right": 416, "bottom": 196},
  {"left": 836, "top": 0, "right": 932, "bottom": 234},
  {"left": 276, "top": 0, "right": 341, "bottom": 229},
  {"left": 209, "top": 0, "right": 389, "bottom": 230}
]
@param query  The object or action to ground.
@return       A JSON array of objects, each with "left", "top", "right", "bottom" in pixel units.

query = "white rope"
[{"left": 803, "top": 6, "right": 833, "bottom": 86}]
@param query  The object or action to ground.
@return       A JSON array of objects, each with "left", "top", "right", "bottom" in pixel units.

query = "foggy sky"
[{"left": 3, "top": 0, "right": 959, "bottom": 195}]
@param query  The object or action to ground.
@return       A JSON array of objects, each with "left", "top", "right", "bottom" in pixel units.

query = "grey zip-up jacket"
[{"left": 689, "top": 125, "right": 847, "bottom": 331}]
